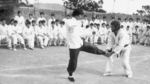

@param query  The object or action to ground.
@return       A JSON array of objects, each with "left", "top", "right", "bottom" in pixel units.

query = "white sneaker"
[
  {"left": 103, "top": 72, "right": 112, "bottom": 76},
  {"left": 127, "top": 74, "right": 132, "bottom": 78},
  {"left": 13, "top": 48, "right": 17, "bottom": 51},
  {"left": 41, "top": 46, "right": 44, "bottom": 49},
  {"left": 24, "top": 48, "right": 27, "bottom": 50}
]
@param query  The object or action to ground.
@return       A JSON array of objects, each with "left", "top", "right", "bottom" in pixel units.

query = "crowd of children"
[{"left": 0, "top": 11, "right": 150, "bottom": 51}]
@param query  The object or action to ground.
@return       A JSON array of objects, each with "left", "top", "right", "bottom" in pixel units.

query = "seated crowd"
[{"left": 0, "top": 11, "right": 150, "bottom": 51}]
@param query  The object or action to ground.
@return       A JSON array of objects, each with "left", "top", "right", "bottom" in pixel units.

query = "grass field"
[{"left": 0, "top": 45, "right": 150, "bottom": 84}]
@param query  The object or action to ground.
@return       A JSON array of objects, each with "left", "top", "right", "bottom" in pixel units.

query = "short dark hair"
[
  {"left": 26, "top": 20, "right": 31, "bottom": 25},
  {"left": 90, "top": 23, "right": 93, "bottom": 26},
  {"left": 29, "top": 14, "right": 33, "bottom": 16},
  {"left": 40, "top": 12, "right": 44, "bottom": 15},
  {"left": 86, "top": 25, "right": 89, "bottom": 28},
  {"left": 10, "top": 19, "right": 14, "bottom": 22},
  {"left": 51, "top": 14, "right": 55, "bottom": 16},
  {"left": 17, "top": 11, "right": 22, "bottom": 14},
  {"left": 111, "top": 20, "right": 121, "bottom": 31},
  {"left": 60, "top": 21, "right": 65, "bottom": 24},
  {"left": 72, "top": 9, "right": 84, "bottom": 17},
  {"left": 51, "top": 21, "right": 55, "bottom": 24},
  {"left": 32, "top": 20, "right": 36, "bottom": 23},
  {"left": 135, "top": 25, "right": 139, "bottom": 28},
  {"left": 14, "top": 20, "right": 18, "bottom": 23}
]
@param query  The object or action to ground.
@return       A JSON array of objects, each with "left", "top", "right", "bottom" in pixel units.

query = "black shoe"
[{"left": 68, "top": 77, "right": 75, "bottom": 82}]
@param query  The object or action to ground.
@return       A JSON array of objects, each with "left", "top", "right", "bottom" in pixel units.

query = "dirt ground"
[{"left": 0, "top": 45, "right": 150, "bottom": 84}]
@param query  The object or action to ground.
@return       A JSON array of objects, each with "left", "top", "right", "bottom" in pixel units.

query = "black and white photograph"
[{"left": 0, "top": 0, "right": 150, "bottom": 84}]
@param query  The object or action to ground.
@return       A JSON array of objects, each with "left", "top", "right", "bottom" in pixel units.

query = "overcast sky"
[{"left": 27, "top": 0, "right": 150, "bottom": 14}]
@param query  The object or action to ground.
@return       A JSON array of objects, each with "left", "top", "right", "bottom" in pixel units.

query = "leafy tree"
[
  {"left": 137, "top": 10, "right": 145, "bottom": 16},
  {"left": 63, "top": 0, "right": 106, "bottom": 13}
]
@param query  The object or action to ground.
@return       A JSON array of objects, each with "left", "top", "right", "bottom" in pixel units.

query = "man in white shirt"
[
  {"left": 36, "top": 21, "right": 49, "bottom": 48},
  {"left": 37, "top": 12, "right": 47, "bottom": 25},
  {"left": 14, "top": 11, "right": 25, "bottom": 27},
  {"left": 58, "top": 21, "right": 66, "bottom": 46},
  {"left": 0, "top": 20, "right": 11, "bottom": 49},
  {"left": 99, "top": 23, "right": 107, "bottom": 45},
  {"left": 104, "top": 21, "right": 132, "bottom": 78},
  {"left": 22, "top": 20, "right": 35, "bottom": 50},
  {"left": 48, "top": 14, "right": 56, "bottom": 27},
  {"left": 81, "top": 15, "right": 89, "bottom": 28},
  {"left": 66, "top": 9, "right": 107, "bottom": 82},
  {"left": 28, "top": 14, "right": 34, "bottom": 23},
  {"left": 11, "top": 20, "right": 27, "bottom": 51},
  {"left": 139, "top": 26, "right": 150, "bottom": 46}
]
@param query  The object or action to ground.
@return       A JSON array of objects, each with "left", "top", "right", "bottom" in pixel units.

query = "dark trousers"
[{"left": 67, "top": 42, "right": 106, "bottom": 76}]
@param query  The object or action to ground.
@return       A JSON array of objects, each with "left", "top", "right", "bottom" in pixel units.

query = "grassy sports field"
[{"left": 0, "top": 45, "right": 150, "bottom": 84}]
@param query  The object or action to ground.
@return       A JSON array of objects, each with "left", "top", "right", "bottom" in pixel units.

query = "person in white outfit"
[
  {"left": 22, "top": 20, "right": 35, "bottom": 50},
  {"left": 28, "top": 14, "right": 34, "bottom": 23},
  {"left": 48, "top": 14, "right": 56, "bottom": 27},
  {"left": 11, "top": 20, "right": 27, "bottom": 51},
  {"left": 36, "top": 21, "right": 49, "bottom": 49},
  {"left": 0, "top": 20, "right": 11, "bottom": 49},
  {"left": 58, "top": 21, "right": 66, "bottom": 46},
  {"left": 37, "top": 12, "right": 47, "bottom": 25},
  {"left": 104, "top": 20, "right": 132, "bottom": 78},
  {"left": 14, "top": 11, "right": 25, "bottom": 27}
]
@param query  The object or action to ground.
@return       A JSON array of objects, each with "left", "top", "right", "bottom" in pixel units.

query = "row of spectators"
[{"left": 0, "top": 11, "right": 150, "bottom": 51}]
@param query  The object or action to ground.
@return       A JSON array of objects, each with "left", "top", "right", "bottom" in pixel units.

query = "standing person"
[
  {"left": 104, "top": 21, "right": 132, "bottom": 78},
  {"left": 14, "top": 11, "right": 25, "bottom": 27},
  {"left": 66, "top": 9, "right": 107, "bottom": 82},
  {"left": 37, "top": 12, "right": 47, "bottom": 25},
  {"left": 48, "top": 14, "right": 56, "bottom": 27},
  {"left": 28, "top": 14, "right": 34, "bottom": 23}
]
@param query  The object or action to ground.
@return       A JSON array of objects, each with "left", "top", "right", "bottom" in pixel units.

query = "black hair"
[
  {"left": 32, "top": 20, "right": 36, "bottom": 23},
  {"left": 51, "top": 14, "right": 55, "bottom": 16},
  {"left": 118, "top": 18, "right": 121, "bottom": 20},
  {"left": 90, "top": 23, "right": 93, "bottom": 26},
  {"left": 86, "top": 25, "right": 89, "bottom": 28},
  {"left": 72, "top": 9, "right": 84, "bottom": 17},
  {"left": 103, "top": 16, "right": 106, "bottom": 19},
  {"left": 39, "top": 21, "right": 43, "bottom": 24},
  {"left": 17, "top": 11, "right": 21, "bottom": 14},
  {"left": 84, "top": 15, "right": 87, "bottom": 17},
  {"left": 40, "top": 12, "right": 44, "bottom": 15},
  {"left": 111, "top": 20, "right": 121, "bottom": 31},
  {"left": 60, "top": 21, "right": 65, "bottom": 24},
  {"left": 127, "top": 26, "right": 130, "bottom": 28},
  {"left": 135, "top": 25, "right": 139, "bottom": 28},
  {"left": 29, "top": 14, "right": 33, "bottom": 16},
  {"left": 51, "top": 21, "right": 55, "bottom": 24},
  {"left": 10, "top": 19, "right": 14, "bottom": 22},
  {"left": 26, "top": 20, "right": 31, "bottom": 25},
  {"left": 97, "top": 24, "right": 100, "bottom": 26},
  {"left": 102, "top": 23, "right": 106, "bottom": 26},
  {"left": 14, "top": 20, "right": 18, "bottom": 23},
  {"left": 55, "top": 19, "right": 59, "bottom": 22}
]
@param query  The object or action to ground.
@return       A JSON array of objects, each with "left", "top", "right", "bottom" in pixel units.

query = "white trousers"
[
  {"left": 24, "top": 35, "right": 35, "bottom": 48},
  {"left": 0, "top": 35, "right": 12, "bottom": 47},
  {"left": 12, "top": 34, "right": 25, "bottom": 45},
  {"left": 90, "top": 35, "right": 98, "bottom": 44},
  {"left": 105, "top": 45, "right": 132, "bottom": 75},
  {"left": 99, "top": 35, "right": 107, "bottom": 44},
  {"left": 37, "top": 35, "right": 49, "bottom": 46}
]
